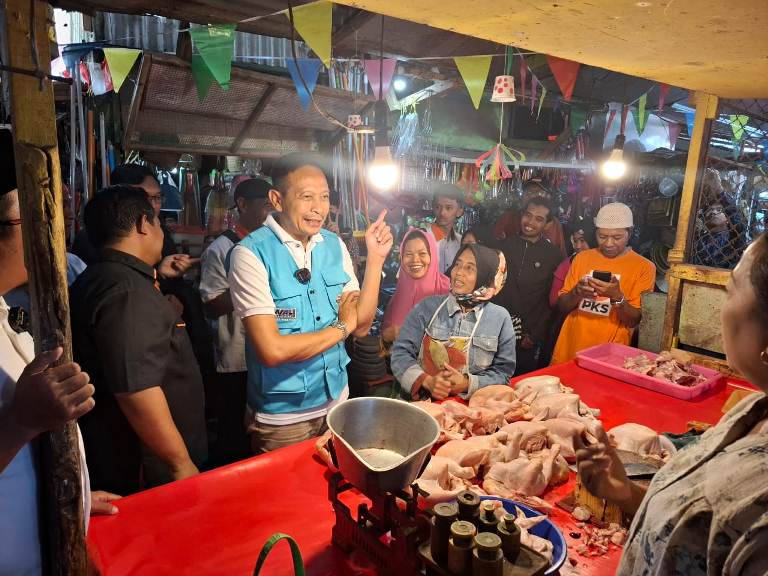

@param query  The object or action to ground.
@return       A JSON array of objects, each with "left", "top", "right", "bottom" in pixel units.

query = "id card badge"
[{"left": 579, "top": 297, "right": 611, "bottom": 317}]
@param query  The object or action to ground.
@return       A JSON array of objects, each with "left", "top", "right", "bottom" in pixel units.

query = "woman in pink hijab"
[{"left": 382, "top": 229, "right": 450, "bottom": 344}]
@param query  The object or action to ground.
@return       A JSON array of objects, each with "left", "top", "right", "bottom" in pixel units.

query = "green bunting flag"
[
  {"left": 570, "top": 107, "right": 587, "bottom": 133},
  {"left": 730, "top": 115, "right": 750, "bottom": 141},
  {"left": 633, "top": 92, "right": 651, "bottom": 135},
  {"left": 191, "top": 54, "right": 216, "bottom": 101},
  {"left": 536, "top": 86, "right": 547, "bottom": 121},
  {"left": 189, "top": 24, "right": 236, "bottom": 91},
  {"left": 454, "top": 55, "right": 492, "bottom": 110}
]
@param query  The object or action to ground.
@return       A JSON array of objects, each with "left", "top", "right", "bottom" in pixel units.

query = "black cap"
[
  {"left": 234, "top": 178, "right": 272, "bottom": 202},
  {"left": 1, "top": 128, "right": 17, "bottom": 197}
]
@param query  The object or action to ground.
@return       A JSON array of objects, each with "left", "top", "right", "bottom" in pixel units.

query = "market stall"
[{"left": 87, "top": 360, "right": 752, "bottom": 575}]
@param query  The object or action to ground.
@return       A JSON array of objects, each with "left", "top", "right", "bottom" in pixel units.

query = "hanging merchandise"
[
  {"left": 179, "top": 158, "right": 203, "bottom": 227},
  {"left": 205, "top": 169, "right": 230, "bottom": 234}
]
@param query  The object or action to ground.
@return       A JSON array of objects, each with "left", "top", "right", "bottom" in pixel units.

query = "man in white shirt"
[
  {"left": 0, "top": 128, "right": 116, "bottom": 575},
  {"left": 429, "top": 182, "right": 464, "bottom": 273},
  {"left": 200, "top": 178, "right": 272, "bottom": 462},
  {"left": 228, "top": 154, "right": 393, "bottom": 453}
]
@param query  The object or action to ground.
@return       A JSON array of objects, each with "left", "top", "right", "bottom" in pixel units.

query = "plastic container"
[
  {"left": 479, "top": 497, "right": 566, "bottom": 575},
  {"left": 575, "top": 343, "right": 725, "bottom": 401}
]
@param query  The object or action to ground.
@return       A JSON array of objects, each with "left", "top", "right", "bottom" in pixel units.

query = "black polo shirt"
[
  {"left": 494, "top": 235, "right": 563, "bottom": 343},
  {"left": 70, "top": 249, "right": 207, "bottom": 495}
]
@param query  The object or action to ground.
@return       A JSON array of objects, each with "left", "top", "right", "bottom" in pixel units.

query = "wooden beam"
[
  {"left": 229, "top": 83, "right": 277, "bottom": 154},
  {"left": 661, "top": 91, "right": 719, "bottom": 353},
  {"left": 4, "top": 0, "right": 86, "bottom": 573},
  {"left": 332, "top": 9, "right": 375, "bottom": 45}
]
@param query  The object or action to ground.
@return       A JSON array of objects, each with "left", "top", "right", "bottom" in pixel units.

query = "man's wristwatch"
[{"left": 330, "top": 320, "right": 348, "bottom": 340}]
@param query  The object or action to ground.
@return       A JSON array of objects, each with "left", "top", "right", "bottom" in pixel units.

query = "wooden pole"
[{"left": 3, "top": 1, "right": 87, "bottom": 574}]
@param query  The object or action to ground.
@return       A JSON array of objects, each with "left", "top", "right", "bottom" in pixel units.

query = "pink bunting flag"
[
  {"left": 363, "top": 59, "right": 397, "bottom": 100},
  {"left": 530, "top": 77, "right": 538, "bottom": 114},
  {"left": 620, "top": 105, "right": 629, "bottom": 135},
  {"left": 546, "top": 55, "right": 580, "bottom": 102},
  {"left": 666, "top": 121, "right": 682, "bottom": 149},
  {"left": 657, "top": 83, "right": 670, "bottom": 111},
  {"left": 519, "top": 57, "right": 527, "bottom": 102}
]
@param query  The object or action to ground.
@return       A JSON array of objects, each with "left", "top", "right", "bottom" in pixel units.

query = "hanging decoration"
[
  {"left": 191, "top": 54, "right": 216, "bottom": 101},
  {"left": 570, "top": 107, "right": 587, "bottom": 133},
  {"left": 189, "top": 24, "right": 237, "bottom": 90},
  {"left": 286, "top": 58, "right": 323, "bottom": 111},
  {"left": 657, "top": 83, "right": 670, "bottom": 111},
  {"left": 536, "top": 86, "right": 547, "bottom": 121},
  {"left": 454, "top": 55, "right": 492, "bottom": 110},
  {"left": 287, "top": 0, "right": 333, "bottom": 68},
  {"left": 363, "top": 59, "right": 397, "bottom": 99},
  {"left": 490, "top": 75, "right": 516, "bottom": 103},
  {"left": 475, "top": 144, "right": 526, "bottom": 182},
  {"left": 685, "top": 111, "right": 695, "bottom": 138},
  {"left": 102, "top": 48, "right": 141, "bottom": 92},
  {"left": 546, "top": 55, "right": 580, "bottom": 101},
  {"left": 729, "top": 115, "right": 750, "bottom": 141},
  {"left": 530, "top": 77, "right": 538, "bottom": 114},
  {"left": 633, "top": 92, "right": 650, "bottom": 135},
  {"left": 666, "top": 121, "right": 682, "bottom": 149}
]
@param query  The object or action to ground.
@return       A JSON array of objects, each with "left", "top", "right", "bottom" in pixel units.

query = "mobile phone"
[{"left": 591, "top": 270, "right": 613, "bottom": 282}]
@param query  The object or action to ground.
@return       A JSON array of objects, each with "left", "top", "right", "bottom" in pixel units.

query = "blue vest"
[{"left": 238, "top": 225, "right": 350, "bottom": 414}]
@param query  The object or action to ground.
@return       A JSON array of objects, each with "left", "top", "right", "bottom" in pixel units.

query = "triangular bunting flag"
[
  {"left": 102, "top": 48, "right": 141, "bottom": 92},
  {"left": 530, "top": 77, "right": 537, "bottom": 114},
  {"left": 454, "top": 55, "right": 492, "bottom": 110},
  {"left": 685, "top": 112, "right": 695, "bottom": 138},
  {"left": 191, "top": 54, "right": 216, "bottom": 101},
  {"left": 570, "top": 107, "right": 587, "bottom": 133},
  {"left": 730, "top": 115, "right": 750, "bottom": 141},
  {"left": 657, "top": 83, "right": 670, "bottom": 111},
  {"left": 363, "top": 59, "right": 397, "bottom": 100},
  {"left": 287, "top": 1, "right": 332, "bottom": 68},
  {"left": 546, "top": 55, "right": 580, "bottom": 101},
  {"left": 633, "top": 92, "right": 650, "bottom": 135},
  {"left": 536, "top": 86, "right": 547, "bottom": 121},
  {"left": 286, "top": 58, "right": 323, "bottom": 111},
  {"left": 189, "top": 24, "right": 236, "bottom": 90},
  {"left": 620, "top": 105, "right": 629, "bottom": 135},
  {"left": 519, "top": 57, "right": 527, "bottom": 102},
  {"left": 666, "top": 121, "right": 682, "bottom": 150}
]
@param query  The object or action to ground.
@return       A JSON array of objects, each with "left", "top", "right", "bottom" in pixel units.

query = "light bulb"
[
  {"left": 393, "top": 77, "right": 407, "bottom": 92},
  {"left": 601, "top": 148, "right": 626, "bottom": 180},
  {"left": 368, "top": 146, "right": 399, "bottom": 191}
]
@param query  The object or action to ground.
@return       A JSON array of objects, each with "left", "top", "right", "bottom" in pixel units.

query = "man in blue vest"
[{"left": 228, "top": 154, "right": 393, "bottom": 453}]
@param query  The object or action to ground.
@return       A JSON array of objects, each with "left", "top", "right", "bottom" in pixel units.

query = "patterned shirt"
[{"left": 619, "top": 392, "right": 768, "bottom": 576}]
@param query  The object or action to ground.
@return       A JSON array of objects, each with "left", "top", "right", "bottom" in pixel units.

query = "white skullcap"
[{"left": 594, "top": 202, "right": 634, "bottom": 229}]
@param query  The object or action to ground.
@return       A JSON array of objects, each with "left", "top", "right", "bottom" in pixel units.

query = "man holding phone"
[{"left": 551, "top": 203, "right": 655, "bottom": 364}]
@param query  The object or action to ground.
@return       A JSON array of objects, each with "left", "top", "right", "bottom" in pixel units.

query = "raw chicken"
[
  {"left": 608, "top": 423, "right": 676, "bottom": 459},
  {"left": 500, "top": 421, "right": 549, "bottom": 453},
  {"left": 468, "top": 384, "right": 516, "bottom": 407},
  {"left": 529, "top": 444, "right": 570, "bottom": 486},
  {"left": 530, "top": 393, "right": 600, "bottom": 421},
  {"left": 412, "top": 401, "right": 464, "bottom": 443},
  {"left": 314, "top": 430, "right": 336, "bottom": 469},
  {"left": 540, "top": 418, "right": 587, "bottom": 461},
  {"left": 435, "top": 431, "right": 508, "bottom": 469},
  {"left": 415, "top": 458, "right": 476, "bottom": 505},
  {"left": 510, "top": 506, "right": 554, "bottom": 564},
  {"left": 441, "top": 401, "right": 506, "bottom": 437},
  {"left": 515, "top": 375, "right": 572, "bottom": 403},
  {"left": 484, "top": 456, "right": 547, "bottom": 497},
  {"left": 419, "top": 455, "right": 476, "bottom": 481}
]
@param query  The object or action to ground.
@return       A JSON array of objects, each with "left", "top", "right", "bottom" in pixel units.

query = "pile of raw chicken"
[
  {"left": 622, "top": 350, "right": 707, "bottom": 386},
  {"left": 409, "top": 376, "right": 676, "bottom": 564}
]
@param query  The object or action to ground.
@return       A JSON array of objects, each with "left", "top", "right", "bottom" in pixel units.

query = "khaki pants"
[{"left": 248, "top": 415, "right": 328, "bottom": 454}]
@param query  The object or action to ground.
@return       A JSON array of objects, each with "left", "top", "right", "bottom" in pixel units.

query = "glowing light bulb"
[
  {"left": 601, "top": 148, "right": 627, "bottom": 180},
  {"left": 368, "top": 146, "right": 399, "bottom": 191},
  {"left": 393, "top": 77, "right": 407, "bottom": 92}
]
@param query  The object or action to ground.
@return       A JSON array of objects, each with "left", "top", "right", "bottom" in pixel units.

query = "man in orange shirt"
[
  {"left": 551, "top": 203, "right": 655, "bottom": 364},
  {"left": 429, "top": 182, "right": 464, "bottom": 273}
]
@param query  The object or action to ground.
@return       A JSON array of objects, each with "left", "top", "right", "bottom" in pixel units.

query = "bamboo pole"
[{"left": 3, "top": 1, "right": 87, "bottom": 574}]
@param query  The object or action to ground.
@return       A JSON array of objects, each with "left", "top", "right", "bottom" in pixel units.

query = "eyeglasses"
[
  {"left": 0, "top": 218, "right": 22, "bottom": 226},
  {"left": 294, "top": 268, "right": 311, "bottom": 285}
]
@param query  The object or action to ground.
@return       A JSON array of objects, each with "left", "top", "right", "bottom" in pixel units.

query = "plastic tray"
[
  {"left": 480, "top": 496, "right": 567, "bottom": 575},
  {"left": 575, "top": 343, "right": 725, "bottom": 401}
]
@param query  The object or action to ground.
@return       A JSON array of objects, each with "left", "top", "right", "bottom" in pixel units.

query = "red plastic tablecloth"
[{"left": 88, "top": 360, "right": 752, "bottom": 576}]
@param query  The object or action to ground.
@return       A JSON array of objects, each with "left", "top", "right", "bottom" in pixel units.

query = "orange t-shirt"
[
  {"left": 430, "top": 223, "right": 447, "bottom": 241},
  {"left": 550, "top": 248, "right": 656, "bottom": 365}
]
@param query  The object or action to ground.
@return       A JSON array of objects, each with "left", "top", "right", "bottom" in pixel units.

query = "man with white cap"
[{"left": 551, "top": 202, "right": 655, "bottom": 364}]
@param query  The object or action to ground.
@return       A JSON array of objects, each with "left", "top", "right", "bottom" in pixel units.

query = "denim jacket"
[{"left": 390, "top": 294, "right": 517, "bottom": 399}]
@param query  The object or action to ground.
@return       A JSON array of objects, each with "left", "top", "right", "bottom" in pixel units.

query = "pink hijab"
[{"left": 382, "top": 228, "right": 451, "bottom": 330}]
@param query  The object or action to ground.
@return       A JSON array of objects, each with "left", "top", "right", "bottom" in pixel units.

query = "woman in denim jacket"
[{"left": 391, "top": 244, "right": 517, "bottom": 400}]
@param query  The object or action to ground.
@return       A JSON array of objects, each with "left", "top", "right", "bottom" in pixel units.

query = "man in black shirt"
[
  {"left": 494, "top": 196, "right": 562, "bottom": 375},
  {"left": 70, "top": 186, "right": 207, "bottom": 494}
]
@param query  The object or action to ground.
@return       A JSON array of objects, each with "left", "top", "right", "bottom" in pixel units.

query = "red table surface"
[{"left": 88, "top": 360, "right": 753, "bottom": 576}]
